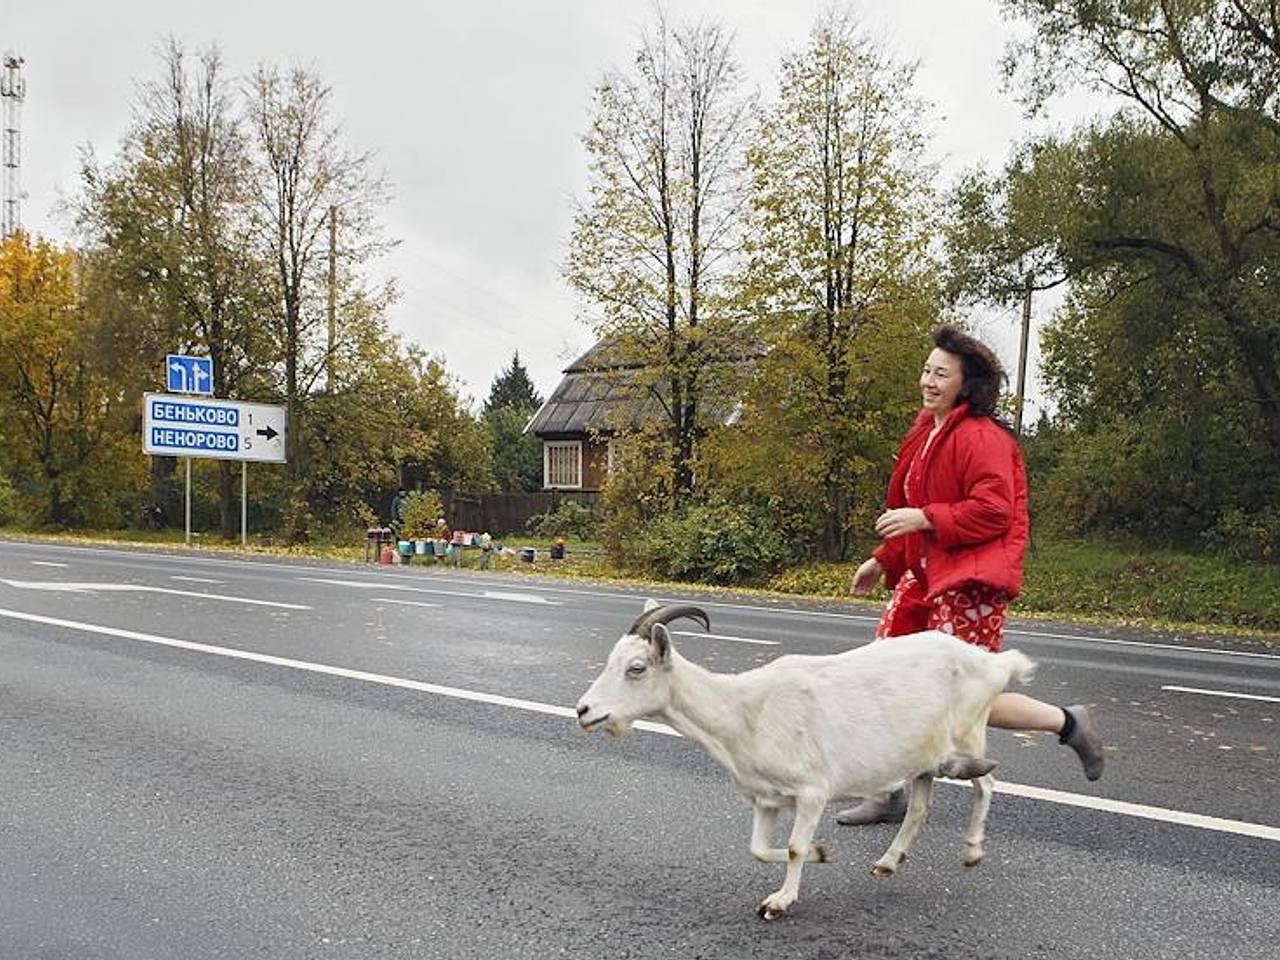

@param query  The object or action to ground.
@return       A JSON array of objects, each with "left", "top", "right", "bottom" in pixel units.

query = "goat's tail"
[{"left": 995, "top": 648, "right": 1036, "bottom": 686}]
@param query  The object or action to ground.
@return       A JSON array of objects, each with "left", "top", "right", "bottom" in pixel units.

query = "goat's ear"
[
  {"left": 650, "top": 622, "right": 672, "bottom": 664},
  {"left": 642, "top": 597, "right": 660, "bottom": 613}
]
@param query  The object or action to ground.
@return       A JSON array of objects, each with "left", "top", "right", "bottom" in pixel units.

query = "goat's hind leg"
[
  {"left": 962, "top": 773, "right": 994, "bottom": 867},
  {"left": 750, "top": 802, "right": 828, "bottom": 865},
  {"left": 757, "top": 794, "right": 826, "bottom": 921},
  {"left": 871, "top": 773, "right": 934, "bottom": 877}
]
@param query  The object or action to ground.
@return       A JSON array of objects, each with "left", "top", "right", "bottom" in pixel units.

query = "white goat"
[{"left": 575, "top": 602, "right": 1035, "bottom": 920}]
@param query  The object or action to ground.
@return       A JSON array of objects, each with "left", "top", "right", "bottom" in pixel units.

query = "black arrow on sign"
[{"left": 256, "top": 425, "right": 279, "bottom": 441}]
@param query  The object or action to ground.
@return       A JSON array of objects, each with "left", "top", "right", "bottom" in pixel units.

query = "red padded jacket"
[{"left": 871, "top": 404, "right": 1029, "bottom": 600}]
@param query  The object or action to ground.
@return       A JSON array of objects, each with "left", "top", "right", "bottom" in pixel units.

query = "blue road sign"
[
  {"left": 142, "top": 393, "right": 287, "bottom": 463},
  {"left": 166, "top": 354, "right": 214, "bottom": 395}
]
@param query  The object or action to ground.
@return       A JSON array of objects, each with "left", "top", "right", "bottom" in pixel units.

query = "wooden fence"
[{"left": 440, "top": 490, "right": 601, "bottom": 536}]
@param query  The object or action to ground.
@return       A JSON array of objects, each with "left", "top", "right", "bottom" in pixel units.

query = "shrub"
[
  {"left": 596, "top": 431, "right": 677, "bottom": 566},
  {"left": 400, "top": 490, "right": 445, "bottom": 539},
  {"left": 527, "top": 499, "right": 599, "bottom": 539},
  {"left": 637, "top": 499, "right": 799, "bottom": 585},
  {"left": 0, "top": 475, "right": 24, "bottom": 526},
  {"left": 1207, "top": 505, "right": 1280, "bottom": 564}
]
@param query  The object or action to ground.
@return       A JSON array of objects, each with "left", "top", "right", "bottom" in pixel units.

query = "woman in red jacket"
[{"left": 836, "top": 325, "right": 1104, "bottom": 826}]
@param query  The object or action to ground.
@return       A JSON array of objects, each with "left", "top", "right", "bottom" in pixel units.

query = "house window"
[{"left": 544, "top": 440, "right": 583, "bottom": 489}]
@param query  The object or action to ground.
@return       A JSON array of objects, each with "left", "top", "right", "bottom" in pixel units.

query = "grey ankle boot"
[
  {"left": 835, "top": 788, "right": 907, "bottom": 826},
  {"left": 1061, "top": 704, "right": 1104, "bottom": 781}
]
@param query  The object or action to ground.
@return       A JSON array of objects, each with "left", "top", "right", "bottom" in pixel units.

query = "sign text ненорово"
[
  {"left": 149, "top": 427, "right": 239, "bottom": 452},
  {"left": 148, "top": 399, "right": 240, "bottom": 426}
]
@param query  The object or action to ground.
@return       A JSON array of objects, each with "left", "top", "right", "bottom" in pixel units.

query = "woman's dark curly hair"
[{"left": 931, "top": 324, "right": 1008, "bottom": 420}]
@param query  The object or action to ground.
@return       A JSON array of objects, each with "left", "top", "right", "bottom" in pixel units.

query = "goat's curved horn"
[{"left": 628, "top": 603, "right": 711, "bottom": 637}]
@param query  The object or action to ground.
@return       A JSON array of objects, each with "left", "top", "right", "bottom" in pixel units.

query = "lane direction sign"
[
  {"left": 142, "top": 392, "right": 287, "bottom": 463},
  {"left": 166, "top": 354, "right": 214, "bottom": 395}
]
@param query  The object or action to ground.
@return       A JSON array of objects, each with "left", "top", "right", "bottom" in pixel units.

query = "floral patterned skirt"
[{"left": 875, "top": 570, "right": 1008, "bottom": 653}]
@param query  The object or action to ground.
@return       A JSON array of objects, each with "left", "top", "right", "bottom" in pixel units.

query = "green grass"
[
  {"left": 1017, "top": 539, "right": 1280, "bottom": 631},
  {"left": 762, "top": 539, "right": 1280, "bottom": 638},
  {"left": 4, "top": 526, "right": 1277, "bottom": 640}
]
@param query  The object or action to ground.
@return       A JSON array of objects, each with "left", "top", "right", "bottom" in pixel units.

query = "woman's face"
[{"left": 920, "top": 347, "right": 964, "bottom": 417}]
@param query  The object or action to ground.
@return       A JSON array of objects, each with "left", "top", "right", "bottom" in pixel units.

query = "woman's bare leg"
[
  {"left": 988, "top": 692, "right": 1065, "bottom": 731},
  {"left": 989, "top": 693, "right": 1105, "bottom": 780}
]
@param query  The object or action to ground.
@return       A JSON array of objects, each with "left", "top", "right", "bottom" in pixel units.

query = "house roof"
[{"left": 525, "top": 337, "right": 756, "bottom": 438}]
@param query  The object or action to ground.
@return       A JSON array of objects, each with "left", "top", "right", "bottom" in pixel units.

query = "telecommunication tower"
[{"left": 1, "top": 52, "right": 26, "bottom": 238}]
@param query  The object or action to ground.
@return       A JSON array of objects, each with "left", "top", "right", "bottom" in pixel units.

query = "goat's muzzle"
[{"left": 576, "top": 703, "right": 609, "bottom": 732}]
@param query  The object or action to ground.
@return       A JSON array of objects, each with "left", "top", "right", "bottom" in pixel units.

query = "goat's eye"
[{"left": 625, "top": 660, "right": 647, "bottom": 678}]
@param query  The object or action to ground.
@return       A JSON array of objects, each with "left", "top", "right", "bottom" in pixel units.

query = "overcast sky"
[{"left": 2, "top": 0, "right": 1104, "bottom": 412}]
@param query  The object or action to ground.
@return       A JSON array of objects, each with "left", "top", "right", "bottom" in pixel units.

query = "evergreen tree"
[
  {"left": 482, "top": 352, "right": 544, "bottom": 493},
  {"left": 482, "top": 352, "right": 542, "bottom": 416}
]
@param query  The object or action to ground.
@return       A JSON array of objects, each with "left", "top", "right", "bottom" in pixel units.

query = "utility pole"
[
  {"left": 1, "top": 51, "right": 25, "bottom": 239},
  {"left": 1014, "top": 275, "right": 1032, "bottom": 437},
  {"left": 327, "top": 205, "right": 337, "bottom": 393}
]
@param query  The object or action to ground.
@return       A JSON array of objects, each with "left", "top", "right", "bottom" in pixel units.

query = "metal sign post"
[{"left": 143, "top": 392, "right": 288, "bottom": 547}]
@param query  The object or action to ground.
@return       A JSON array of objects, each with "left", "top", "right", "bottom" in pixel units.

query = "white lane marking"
[
  {"left": 372, "top": 598, "right": 442, "bottom": 609},
  {"left": 0, "top": 579, "right": 309, "bottom": 610},
  {"left": 480, "top": 590, "right": 554, "bottom": 605},
  {"left": 5, "top": 541, "right": 1274, "bottom": 662},
  {"left": 31, "top": 561, "right": 69, "bottom": 568},
  {"left": 303, "top": 577, "right": 396, "bottom": 589},
  {"left": 1007, "top": 630, "right": 1280, "bottom": 662},
  {"left": 1162, "top": 685, "right": 1280, "bottom": 704},
  {"left": 301, "top": 577, "right": 557, "bottom": 605},
  {"left": 1, "top": 606, "right": 1276, "bottom": 845},
  {"left": 0, "top": 607, "right": 571, "bottom": 722},
  {"left": 672, "top": 630, "right": 779, "bottom": 647},
  {"left": 171, "top": 576, "right": 223, "bottom": 585},
  {"left": 981, "top": 780, "right": 1280, "bottom": 843}
]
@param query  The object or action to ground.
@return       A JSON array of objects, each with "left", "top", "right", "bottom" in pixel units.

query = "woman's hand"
[
  {"left": 874, "top": 507, "right": 932, "bottom": 539},
  {"left": 850, "top": 557, "right": 883, "bottom": 595}
]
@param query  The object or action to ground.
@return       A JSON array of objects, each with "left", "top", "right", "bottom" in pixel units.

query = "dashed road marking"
[
  {"left": 673, "top": 630, "right": 779, "bottom": 647},
  {"left": 1162, "top": 684, "right": 1280, "bottom": 704},
  {"left": 0, "top": 579, "right": 308, "bottom": 610},
  {"left": 301, "top": 576, "right": 557, "bottom": 605}
]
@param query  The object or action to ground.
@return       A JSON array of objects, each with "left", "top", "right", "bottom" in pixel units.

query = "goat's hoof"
[
  {"left": 757, "top": 893, "right": 793, "bottom": 920},
  {"left": 813, "top": 842, "right": 829, "bottom": 863},
  {"left": 963, "top": 851, "right": 984, "bottom": 868},
  {"left": 870, "top": 860, "right": 896, "bottom": 877}
]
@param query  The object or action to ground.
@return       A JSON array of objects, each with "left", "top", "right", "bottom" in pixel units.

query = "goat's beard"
[{"left": 606, "top": 718, "right": 633, "bottom": 741}]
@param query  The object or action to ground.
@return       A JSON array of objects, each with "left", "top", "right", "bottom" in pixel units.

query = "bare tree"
[
  {"left": 742, "top": 11, "right": 939, "bottom": 558},
  {"left": 567, "top": 12, "right": 754, "bottom": 502},
  {"left": 246, "top": 64, "right": 391, "bottom": 482},
  {"left": 78, "top": 39, "right": 264, "bottom": 536}
]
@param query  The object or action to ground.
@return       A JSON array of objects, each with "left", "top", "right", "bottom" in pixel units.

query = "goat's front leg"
[
  {"left": 757, "top": 793, "right": 826, "bottom": 921},
  {"left": 872, "top": 773, "right": 934, "bottom": 877},
  {"left": 750, "top": 802, "right": 829, "bottom": 864},
  {"left": 962, "top": 773, "right": 994, "bottom": 867}
]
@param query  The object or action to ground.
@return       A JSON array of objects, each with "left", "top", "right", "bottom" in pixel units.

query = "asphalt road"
[{"left": 1, "top": 538, "right": 1277, "bottom": 959}]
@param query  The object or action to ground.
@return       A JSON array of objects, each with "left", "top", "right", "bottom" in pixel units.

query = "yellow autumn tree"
[{"left": 0, "top": 233, "right": 145, "bottom": 526}]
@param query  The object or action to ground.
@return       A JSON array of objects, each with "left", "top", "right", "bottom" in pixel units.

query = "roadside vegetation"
[
  {"left": 3, "top": 5, "right": 1279, "bottom": 642},
  {"left": 5, "top": 524, "right": 1277, "bottom": 639}
]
